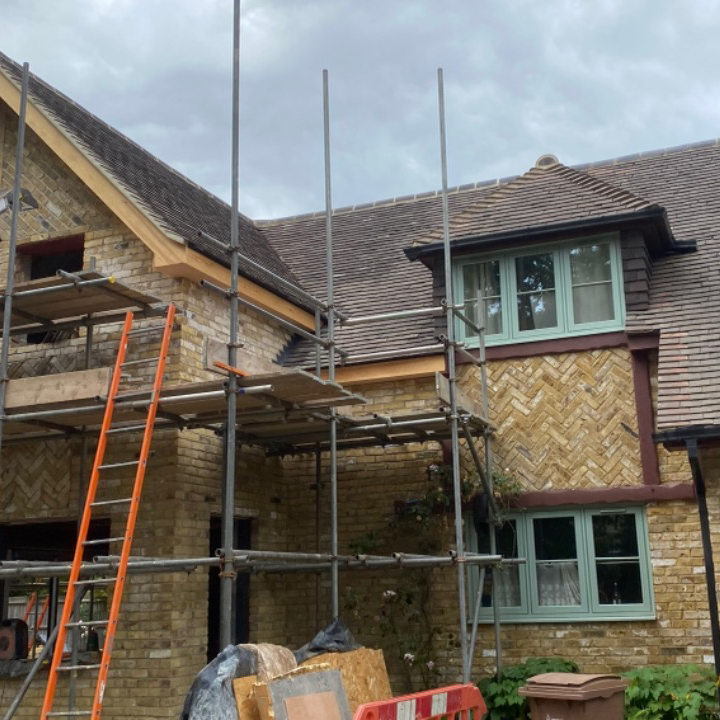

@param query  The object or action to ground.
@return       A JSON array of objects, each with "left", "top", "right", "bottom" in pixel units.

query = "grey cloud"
[{"left": 3, "top": 0, "right": 720, "bottom": 218}]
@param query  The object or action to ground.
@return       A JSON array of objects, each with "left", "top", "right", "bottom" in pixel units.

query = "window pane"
[
  {"left": 463, "top": 261, "right": 503, "bottom": 335},
  {"left": 516, "top": 253, "right": 556, "bottom": 293},
  {"left": 515, "top": 253, "right": 557, "bottom": 331},
  {"left": 592, "top": 513, "right": 643, "bottom": 605},
  {"left": 534, "top": 516, "right": 581, "bottom": 606},
  {"left": 572, "top": 284, "right": 614, "bottom": 324},
  {"left": 477, "top": 521, "right": 521, "bottom": 608},
  {"left": 569, "top": 244, "right": 611, "bottom": 284},
  {"left": 534, "top": 516, "right": 577, "bottom": 560},
  {"left": 570, "top": 244, "right": 615, "bottom": 324},
  {"left": 592, "top": 514, "right": 639, "bottom": 557},
  {"left": 595, "top": 561, "right": 643, "bottom": 605}
]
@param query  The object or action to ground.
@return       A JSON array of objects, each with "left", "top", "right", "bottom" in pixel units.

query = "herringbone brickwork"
[
  {"left": 1, "top": 442, "right": 73, "bottom": 515},
  {"left": 461, "top": 348, "right": 643, "bottom": 490}
]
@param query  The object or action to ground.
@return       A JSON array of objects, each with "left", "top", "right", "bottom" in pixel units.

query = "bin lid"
[{"left": 518, "top": 672, "right": 628, "bottom": 701}]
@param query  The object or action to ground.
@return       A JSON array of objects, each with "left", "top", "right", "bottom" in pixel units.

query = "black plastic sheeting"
[
  {"left": 179, "top": 645, "right": 257, "bottom": 720},
  {"left": 181, "top": 619, "right": 360, "bottom": 719},
  {"left": 293, "top": 618, "right": 360, "bottom": 664}
]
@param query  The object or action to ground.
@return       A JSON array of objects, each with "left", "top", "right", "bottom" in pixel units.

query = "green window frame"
[
  {"left": 467, "top": 506, "right": 655, "bottom": 623},
  {"left": 454, "top": 235, "right": 626, "bottom": 346}
]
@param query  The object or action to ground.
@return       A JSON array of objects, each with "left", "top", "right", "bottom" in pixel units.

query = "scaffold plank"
[{"left": 0, "top": 271, "right": 159, "bottom": 332}]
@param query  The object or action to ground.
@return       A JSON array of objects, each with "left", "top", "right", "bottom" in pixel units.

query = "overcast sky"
[{"left": 3, "top": 0, "right": 720, "bottom": 219}]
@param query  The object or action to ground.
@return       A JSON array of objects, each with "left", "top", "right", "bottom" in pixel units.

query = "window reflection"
[{"left": 515, "top": 253, "right": 558, "bottom": 331}]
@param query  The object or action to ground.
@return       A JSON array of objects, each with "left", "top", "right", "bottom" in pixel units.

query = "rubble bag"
[
  {"left": 179, "top": 644, "right": 257, "bottom": 720},
  {"left": 293, "top": 617, "right": 360, "bottom": 664}
]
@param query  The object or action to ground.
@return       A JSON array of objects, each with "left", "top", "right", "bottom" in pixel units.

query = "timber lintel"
[
  {"left": 323, "top": 354, "right": 446, "bottom": 386},
  {"left": 514, "top": 483, "right": 695, "bottom": 508}
]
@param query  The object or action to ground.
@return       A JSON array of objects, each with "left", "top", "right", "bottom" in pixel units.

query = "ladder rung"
[
  {"left": 121, "top": 357, "right": 160, "bottom": 367},
  {"left": 115, "top": 390, "right": 152, "bottom": 402},
  {"left": 83, "top": 536, "right": 125, "bottom": 546},
  {"left": 74, "top": 578, "right": 115, "bottom": 587},
  {"left": 65, "top": 619, "right": 109, "bottom": 629},
  {"left": 55, "top": 664, "right": 102, "bottom": 672},
  {"left": 105, "top": 424, "right": 147, "bottom": 435},
  {"left": 126, "top": 326, "right": 163, "bottom": 337},
  {"left": 91, "top": 497, "right": 133, "bottom": 508},
  {"left": 46, "top": 712, "right": 92, "bottom": 717},
  {"left": 98, "top": 460, "right": 139, "bottom": 470}
]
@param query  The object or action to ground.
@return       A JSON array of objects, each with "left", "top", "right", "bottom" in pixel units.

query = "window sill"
[
  {"left": 459, "top": 330, "right": 628, "bottom": 362},
  {"left": 473, "top": 612, "right": 656, "bottom": 625}
]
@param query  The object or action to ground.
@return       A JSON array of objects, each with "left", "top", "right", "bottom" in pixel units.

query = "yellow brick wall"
[{"left": 477, "top": 348, "right": 644, "bottom": 491}]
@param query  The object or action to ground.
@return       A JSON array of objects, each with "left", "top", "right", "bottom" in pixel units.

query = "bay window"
[
  {"left": 455, "top": 235, "right": 625, "bottom": 345},
  {"left": 468, "top": 507, "right": 654, "bottom": 622}
]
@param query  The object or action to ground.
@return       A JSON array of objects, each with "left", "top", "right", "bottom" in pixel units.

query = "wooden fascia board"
[
  {"left": 155, "top": 245, "right": 315, "bottom": 331},
  {"left": 0, "top": 69, "right": 184, "bottom": 260},
  {"left": 322, "top": 354, "right": 445, "bottom": 386}
]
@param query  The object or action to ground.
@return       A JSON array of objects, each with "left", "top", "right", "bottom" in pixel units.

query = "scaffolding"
[{"left": 0, "top": 20, "right": 505, "bottom": 720}]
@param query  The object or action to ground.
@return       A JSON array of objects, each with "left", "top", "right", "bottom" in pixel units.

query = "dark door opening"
[
  {"left": 0, "top": 519, "right": 110, "bottom": 638},
  {"left": 207, "top": 516, "right": 251, "bottom": 662},
  {"left": 18, "top": 235, "right": 85, "bottom": 344}
]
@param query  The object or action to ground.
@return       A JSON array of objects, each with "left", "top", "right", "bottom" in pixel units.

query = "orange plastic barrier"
[{"left": 353, "top": 683, "right": 486, "bottom": 720}]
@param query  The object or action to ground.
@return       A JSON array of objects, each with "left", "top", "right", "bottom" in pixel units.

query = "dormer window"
[{"left": 455, "top": 234, "right": 625, "bottom": 345}]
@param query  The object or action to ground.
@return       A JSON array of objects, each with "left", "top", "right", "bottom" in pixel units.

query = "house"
[{"left": 1, "top": 48, "right": 719, "bottom": 719}]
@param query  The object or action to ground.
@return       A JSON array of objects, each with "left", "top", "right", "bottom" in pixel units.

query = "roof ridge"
[
  {"left": 574, "top": 137, "right": 720, "bottom": 172},
  {"left": 260, "top": 137, "right": 720, "bottom": 225},
  {"left": 257, "top": 175, "right": 520, "bottom": 225}
]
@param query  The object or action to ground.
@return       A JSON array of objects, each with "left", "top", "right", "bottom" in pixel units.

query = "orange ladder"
[{"left": 40, "top": 304, "right": 176, "bottom": 720}]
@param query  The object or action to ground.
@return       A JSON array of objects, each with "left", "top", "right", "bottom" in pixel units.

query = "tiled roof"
[
  {"left": 415, "top": 161, "right": 658, "bottom": 245},
  {"left": 0, "top": 51, "right": 304, "bottom": 302},
  {"left": 265, "top": 140, "right": 720, "bottom": 430},
  {"left": 588, "top": 140, "right": 720, "bottom": 430},
  {"left": 261, "top": 186, "right": 496, "bottom": 366}
]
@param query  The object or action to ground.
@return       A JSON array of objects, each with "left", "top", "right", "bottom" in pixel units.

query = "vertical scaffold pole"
[
  {"left": 0, "top": 61, "right": 30, "bottom": 492},
  {"left": 437, "top": 67, "right": 469, "bottom": 682},
  {"left": 478, "top": 293, "right": 502, "bottom": 677},
  {"left": 322, "top": 68, "right": 339, "bottom": 619},
  {"left": 220, "top": 0, "right": 242, "bottom": 648}
]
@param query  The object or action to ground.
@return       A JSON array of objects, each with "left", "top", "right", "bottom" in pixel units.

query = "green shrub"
[
  {"left": 478, "top": 657, "right": 579, "bottom": 720},
  {"left": 624, "top": 664, "right": 720, "bottom": 720}
]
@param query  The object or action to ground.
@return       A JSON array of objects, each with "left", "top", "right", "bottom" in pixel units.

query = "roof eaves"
[
  {"left": 654, "top": 424, "right": 720, "bottom": 449},
  {"left": 404, "top": 206, "right": 694, "bottom": 262}
]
